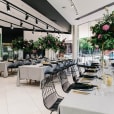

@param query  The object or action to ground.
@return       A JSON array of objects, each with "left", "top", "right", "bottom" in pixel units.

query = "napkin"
[{"left": 73, "top": 90, "right": 89, "bottom": 95}]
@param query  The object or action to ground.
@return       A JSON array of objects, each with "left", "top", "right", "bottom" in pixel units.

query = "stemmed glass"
[{"left": 94, "top": 64, "right": 114, "bottom": 96}]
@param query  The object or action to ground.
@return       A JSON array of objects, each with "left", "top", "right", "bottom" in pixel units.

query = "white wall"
[{"left": 24, "top": 31, "right": 47, "bottom": 41}]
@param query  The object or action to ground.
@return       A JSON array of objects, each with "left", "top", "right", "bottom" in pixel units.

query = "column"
[
  {"left": 72, "top": 25, "right": 79, "bottom": 59},
  {"left": 0, "top": 28, "right": 2, "bottom": 60}
]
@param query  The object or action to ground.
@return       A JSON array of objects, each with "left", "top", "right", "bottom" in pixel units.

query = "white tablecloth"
[
  {"left": 17, "top": 63, "right": 56, "bottom": 87},
  {"left": 59, "top": 89, "right": 114, "bottom": 114},
  {"left": 0, "top": 62, "right": 8, "bottom": 77}
]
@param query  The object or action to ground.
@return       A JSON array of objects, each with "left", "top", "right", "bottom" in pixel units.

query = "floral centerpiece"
[
  {"left": 12, "top": 37, "right": 24, "bottom": 50},
  {"left": 91, "top": 10, "right": 114, "bottom": 50},
  {"left": 34, "top": 34, "right": 66, "bottom": 53},
  {"left": 33, "top": 34, "right": 66, "bottom": 59},
  {"left": 90, "top": 9, "right": 114, "bottom": 68},
  {"left": 12, "top": 38, "right": 34, "bottom": 59},
  {"left": 23, "top": 40, "right": 34, "bottom": 53},
  {"left": 12, "top": 38, "right": 33, "bottom": 52}
]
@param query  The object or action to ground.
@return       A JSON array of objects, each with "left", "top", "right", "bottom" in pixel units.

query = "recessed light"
[
  {"left": 75, "top": 17, "right": 80, "bottom": 20},
  {"left": 62, "top": 6, "right": 66, "bottom": 9}
]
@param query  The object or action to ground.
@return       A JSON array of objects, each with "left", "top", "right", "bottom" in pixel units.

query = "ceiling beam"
[
  {"left": 75, "top": 2, "right": 114, "bottom": 20},
  {"left": 0, "top": 10, "right": 44, "bottom": 30},
  {"left": 0, "top": 12, "right": 70, "bottom": 34}
]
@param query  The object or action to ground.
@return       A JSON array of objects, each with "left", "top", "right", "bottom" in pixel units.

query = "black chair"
[
  {"left": 56, "top": 59, "right": 79, "bottom": 83},
  {"left": 59, "top": 69, "right": 97, "bottom": 93},
  {"left": 77, "top": 57, "right": 100, "bottom": 73},
  {"left": 23, "top": 60, "right": 32, "bottom": 65},
  {"left": 56, "top": 60, "right": 96, "bottom": 93},
  {"left": 57, "top": 59, "right": 81, "bottom": 83},
  {"left": 70, "top": 64, "right": 80, "bottom": 83},
  {"left": 7, "top": 60, "right": 23, "bottom": 72},
  {"left": 63, "top": 59, "right": 74, "bottom": 75},
  {"left": 70, "top": 63, "right": 96, "bottom": 81},
  {"left": 77, "top": 64, "right": 102, "bottom": 80},
  {"left": 111, "top": 63, "right": 114, "bottom": 67},
  {"left": 44, "top": 62, "right": 62, "bottom": 84},
  {"left": 41, "top": 77, "right": 63, "bottom": 114}
]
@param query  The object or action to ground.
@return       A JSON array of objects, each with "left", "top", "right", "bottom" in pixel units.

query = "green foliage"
[
  {"left": 12, "top": 35, "right": 66, "bottom": 53},
  {"left": 79, "top": 38, "right": 93, "bottom": 50},
  {"left": 104, "top": 38, "right": 114, "bottom": 50},
  {"left": 90, "top": 10, "right": 114, "bottom": 50},
  {"left": 12, "top": 38, "right": 33, "bottom": 53},
  {"left": 12, "top": 37, "right": 23, "bottom": 50},
  {"left": 23, "top": 40, "right": 33, "bottom": 53}
]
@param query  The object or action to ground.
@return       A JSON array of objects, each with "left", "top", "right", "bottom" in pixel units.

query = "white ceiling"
[
  {"left": 0, "top": 0, "right": 114, "bottom": 32},
  {"left": 47, "top": 0, "right": 114, "bottom": 25}
]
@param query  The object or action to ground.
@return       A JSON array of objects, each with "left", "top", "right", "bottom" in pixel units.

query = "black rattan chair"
[
  {"left": 41, "top": 77, "right": 63, "bottom": 114},
  {"left": 59, "top": 65, "right": 97, "bottom": 93},
  {"left": 70, "top": 64, "right": 80, "bottom": 83},
  {"left": 77, "top": 64, "right": 102, "bottom": 80},
  {"left": 111, "top": 63, "right": 114, "bottom": 67},
  {"left": 7, "top": 60, "right": 23, "bottom": 73}
]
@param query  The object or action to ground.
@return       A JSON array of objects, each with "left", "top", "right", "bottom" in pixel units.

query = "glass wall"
[{"left": 78, "top": 20, "right": 100, "bottom": 64}]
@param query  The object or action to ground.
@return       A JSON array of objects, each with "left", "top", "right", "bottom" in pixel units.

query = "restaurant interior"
[{"left": 0, "top": 0, "right": 114, "bottom": 114}]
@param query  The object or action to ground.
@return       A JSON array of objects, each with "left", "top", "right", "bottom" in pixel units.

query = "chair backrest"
[
  {"left": 41, "top": 77, "right": 58, "bottom": 109},
  {"left": 14, "top": 61, "right": 23, "bottom": 68},
  {"left": 59, "top": 70, "right": 70, "bottom": 93},
  {"left": 71, "top": 65, "right": 79, "bottom": 83},
  {"left": 77, "top": 65, "right": 85, "bottom": 77},
  {"left": 23, "top": 60, "right": 31, "bottom": 65}
]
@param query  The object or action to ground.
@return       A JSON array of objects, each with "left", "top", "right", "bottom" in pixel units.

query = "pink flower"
[
  {"left": 98, "top": 34, "right": 102, "bottom": 39},
  {"left": 102, "top": 24, "right": 110, "bottom": 31}
]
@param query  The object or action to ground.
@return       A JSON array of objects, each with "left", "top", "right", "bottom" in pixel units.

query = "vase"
[
  {"left": 51, "top": 49, "right": 56, "bottom": 60},
  {"left": 45, "top": 49, "right": 49, "bottom": 59},
  {"left": 45, "top": 49, "right": 56, "bottom": 60},
  {"left": 18, "top": 49, "right": 23, "bottom": 60}
]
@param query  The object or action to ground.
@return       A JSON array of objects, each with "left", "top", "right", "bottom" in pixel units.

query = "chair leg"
[
  {"left": 50, "top": 111, "right": 53, "bottom": 114},
  {"left": 50, "top": 110, "right": 56, "bottom": 114}
]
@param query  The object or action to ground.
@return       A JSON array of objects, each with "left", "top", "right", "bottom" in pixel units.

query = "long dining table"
[
  {"left": 17, "top": 63, "right": 56, "bottom": 87},
  {"left": 58, "top": 77, "right": 114, "bottom": 114},
  {"left": 0, "top": 62, "right": 8, "bottom": 77},
  {"left": 59, "top": 89, "right": 114, "bottom": 114}
]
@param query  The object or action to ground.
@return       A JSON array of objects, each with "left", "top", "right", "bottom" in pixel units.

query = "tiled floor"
[{"left": 0, "top": 74, "right": 68, "bottom": 114}]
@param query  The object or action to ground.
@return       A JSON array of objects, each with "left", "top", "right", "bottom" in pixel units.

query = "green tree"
[{"left": 79, "top": 38, "right": 93, "bottom": 54}]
